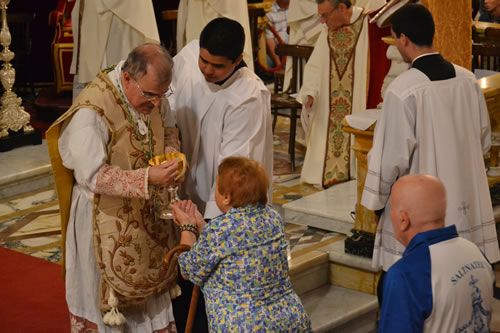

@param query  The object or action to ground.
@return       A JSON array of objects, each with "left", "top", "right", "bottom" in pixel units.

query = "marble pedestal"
[
  {"left": 283, "top": 180, "right": 381, "bottom": 296},
  {"left": 0, "top": 140, "right": 53, "bottom": 199}
]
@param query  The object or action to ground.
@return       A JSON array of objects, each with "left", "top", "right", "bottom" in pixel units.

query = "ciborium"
[{"left": 149, "top": 152, "right": 187, "bottom": 219}]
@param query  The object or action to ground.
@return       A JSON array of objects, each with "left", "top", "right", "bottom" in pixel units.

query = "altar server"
[
  {"left": 169, "top": 18, "right": 273, "bottom": 220},
  {"left": 361, "top": 4, "right": 500, "bottom": 298}
]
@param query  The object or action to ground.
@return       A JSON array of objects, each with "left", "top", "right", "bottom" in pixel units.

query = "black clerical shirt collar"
[
  {"left": 214, "top": 60, "right": 247, "bottom": 86},
  {"left": 411, "top": 53, "right": 456, "bottom": 81}
]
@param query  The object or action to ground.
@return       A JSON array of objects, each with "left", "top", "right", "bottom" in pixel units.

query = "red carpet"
[{"left": 0, "top": 247, "right": 70, "bottom": 332}]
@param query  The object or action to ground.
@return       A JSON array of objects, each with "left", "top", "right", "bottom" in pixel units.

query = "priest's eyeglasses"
[
  {"left": 133, "top": 79, "right": 173, "bottom": 101},
  {"left": 320, "top": 9, "right": 335, "bottom": 21},
  {"left": 320, "top": 3, "right": 340, "bottom": 21}
]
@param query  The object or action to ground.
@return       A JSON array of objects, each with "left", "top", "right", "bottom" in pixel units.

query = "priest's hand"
[
  {"left": 305, "top": 95, "right": 314, "bottom": 109},
  {"left": 148, "top": 160, "right": 179, "bottom": 187}
]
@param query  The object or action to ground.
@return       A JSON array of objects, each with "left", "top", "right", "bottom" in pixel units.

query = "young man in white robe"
[
  {"left": 361, "top": 4, "right": 500, "bottom": 303},
  {"left": 176, "top": 0, "right": 254, "bottom": 71},
  {"left": 70, "top": 0, "right": 160, "bottom": 100},
  {"left": 170, "top": 18, "right": 273, "bottom": 220},
  {"left": 297, "top": 0, "right": 388, "bottom": 189},
  {"left": 168, "top": 17, "right": 273, "bottom": 332},
  {"left": 47, "top": 45, "right": 181, "bottom": 332}
]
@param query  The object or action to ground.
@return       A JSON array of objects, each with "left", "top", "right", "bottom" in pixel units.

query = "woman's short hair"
[{"left": 217, "top": 156, "right": 268, "bottom": 208}]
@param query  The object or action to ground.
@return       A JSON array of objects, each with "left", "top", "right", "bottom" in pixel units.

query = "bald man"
[{"left": 379, "top": 174, "right": 495, "bottom": 333}]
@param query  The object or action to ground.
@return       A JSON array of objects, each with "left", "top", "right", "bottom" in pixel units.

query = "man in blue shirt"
[{"left": 379, "top": 174, "right": 495, "bottom": 332}]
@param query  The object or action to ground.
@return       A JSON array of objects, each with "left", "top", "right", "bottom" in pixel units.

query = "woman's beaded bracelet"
[{"left": 179, "top": 223, "right": 199, "bottom": 237}]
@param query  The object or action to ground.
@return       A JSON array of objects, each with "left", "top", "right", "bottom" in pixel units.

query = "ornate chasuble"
[
  {"left": 47, "top": 68, "right": 178, "bottom": 308},
  {"left": 323, "top": 13, "right": 366, "bottom": 188}
]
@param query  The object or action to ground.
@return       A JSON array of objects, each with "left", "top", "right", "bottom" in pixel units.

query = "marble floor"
[
  {"left": 4, "top": 115, "right": 500, "bottom": 331},
  {"left": 0, "top": 186, "right": 61, "bottom": 262},
  {"left": 3, "top": 184, "right": 500, "bottom": 332},
  {"left": 0, "top": 116, "right": 322, "bottom": 264},
  {"left": 0, "top": 184, "right": 338, "bottom": 264}
]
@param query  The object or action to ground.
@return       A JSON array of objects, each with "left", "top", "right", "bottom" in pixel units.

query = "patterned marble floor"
[
  {"left": 3, "top": 121, "right": 500, "bottom": 331},
  {"left": 0, "top": 117, "right": 324, "bottom": 264},
  {"left": 0, "top": 185, "right": 338, "bottom": 264},
  {"left": 271, "top": 117, "right": 321, "bottom": 206},
  {"left": 0, "top": 186, "right": 61, "bottom": 263}
]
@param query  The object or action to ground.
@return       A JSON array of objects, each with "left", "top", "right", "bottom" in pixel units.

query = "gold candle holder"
[{"left": 0, "top": 0, "right": 34, "bottom": 138}]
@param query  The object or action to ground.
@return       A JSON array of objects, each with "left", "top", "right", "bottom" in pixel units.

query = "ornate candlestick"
[{"left": 0, "top": 0, "right": 40, "bottom": 151}]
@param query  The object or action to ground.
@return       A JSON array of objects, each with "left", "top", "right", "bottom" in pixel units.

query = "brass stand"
[
  {"left": 343, "top": 121, "right": 376, "bottom": 258},
  {"left": 0, "top": 0, "right": 41, "bottom": 151}
]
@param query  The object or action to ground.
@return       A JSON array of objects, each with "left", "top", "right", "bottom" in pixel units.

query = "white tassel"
[
  {"left": 102, "top": 288, "right": 125, "bottom": 326},
  {"left": 169, "top": 284, "right": 182, "bottom": 299}
]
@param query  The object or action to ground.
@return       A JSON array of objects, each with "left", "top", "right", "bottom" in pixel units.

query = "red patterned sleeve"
[{"left": 95, "top": 165, "right": 150, "bottom": 199}]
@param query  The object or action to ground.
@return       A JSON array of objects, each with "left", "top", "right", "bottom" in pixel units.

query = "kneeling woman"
[{"left": 172, "top": 156, "right": 311, "bottom": 332}]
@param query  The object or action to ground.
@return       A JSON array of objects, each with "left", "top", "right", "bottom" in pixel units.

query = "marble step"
[
  {"left": 289, "top": 249, "right": 329, "bottom": 297},
  {"left": 283, "top": 180, "right": 357, "bottom": 234},
  {"left": 321, "top": 238, "right": 380, "bottom": 295},
  {"left": 301, "top": 284, "right": 378, "bottom": 333},
  {"left": 0, "top": 141, "right": 53, "bottom": 200}
]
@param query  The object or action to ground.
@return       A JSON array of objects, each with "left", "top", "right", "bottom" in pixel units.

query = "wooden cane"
[
  {"left": 185, "top": 285, "right": 200, "bottom": 333},
  {"left": 165, "top": 244, "right": 200, "bottom": 333}
]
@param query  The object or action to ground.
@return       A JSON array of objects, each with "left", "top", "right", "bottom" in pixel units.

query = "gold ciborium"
[{"left": 149, "top": 152, "right": 187, "bottom": 219}]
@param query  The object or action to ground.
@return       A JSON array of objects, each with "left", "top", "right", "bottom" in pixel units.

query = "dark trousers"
[
  {"left": 171, "top": 275, "right": 209, "bottom": 333},
  {"left": 377, "top": 270, "right": 387, "bottom": 307}
]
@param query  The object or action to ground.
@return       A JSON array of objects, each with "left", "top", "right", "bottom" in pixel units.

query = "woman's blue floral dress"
[{"left": 178, "top": 204, "right": 312, "bottom": 332}]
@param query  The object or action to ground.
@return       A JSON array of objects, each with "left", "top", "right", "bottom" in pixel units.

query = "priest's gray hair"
[
  {"left": 315, "top": 0, "right": 352, "bottom": 8},
  {"left": 122, "top": 43, "right": 173, "bottom": 84}
]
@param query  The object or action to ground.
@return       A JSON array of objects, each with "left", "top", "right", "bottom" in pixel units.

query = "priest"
[
  {"left": 297, "top": 0, "right": 389, "bottom": 189},
  {"left": 361, "top": 4, "right": 500, "bottom": 302},
  {"left": 285, "top": 0, "right": 387, "bottom": 90},
  {"left": 47, "top": 44, "right": 180, "bottom": 332}
]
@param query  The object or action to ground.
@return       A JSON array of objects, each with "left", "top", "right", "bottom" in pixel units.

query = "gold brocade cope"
[
  {"left": 323, "top": 13, "right": 366, "bottom": 188},
  {"left": 46, "top": 117, "right": 75, "bottom": 278}
]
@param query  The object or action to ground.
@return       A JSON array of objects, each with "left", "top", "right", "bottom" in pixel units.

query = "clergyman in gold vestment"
[
  {"left": 47, "top": 44, "right": 182, "bottom": 332},
  {"left": 297, "top": 0, "right": 380, "bottom": 188}
]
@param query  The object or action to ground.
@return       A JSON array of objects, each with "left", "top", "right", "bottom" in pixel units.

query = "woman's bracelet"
[{"left": 179, "top": 223, "right": 199, "bottom": 237}]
